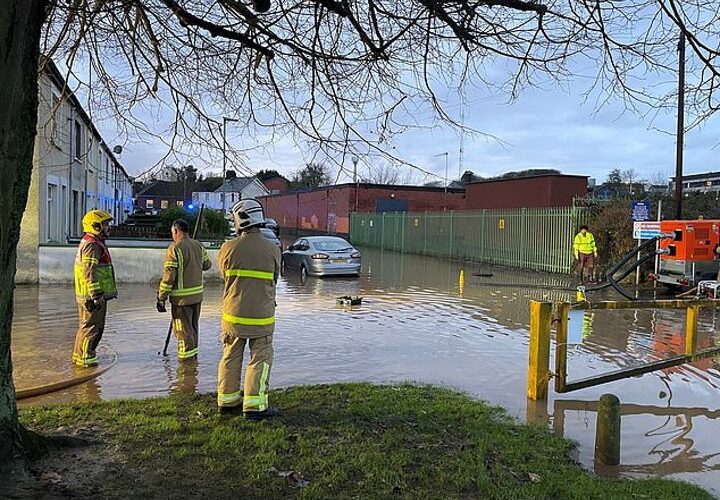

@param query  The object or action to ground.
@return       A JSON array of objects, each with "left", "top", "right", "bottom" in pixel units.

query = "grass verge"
[{"left": 16, "top": 383, "right": 713, "bottom": 499}]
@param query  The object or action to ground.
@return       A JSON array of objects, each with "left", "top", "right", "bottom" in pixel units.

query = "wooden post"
[
  {"left": 554, "top": 302, "right": 570, "bottom": 393},
  {"left": 594, "top": 393, "right": 621, "bottom": 466},
  {"left": 527, "top": 300, "right": 552, "bottom": 400}
]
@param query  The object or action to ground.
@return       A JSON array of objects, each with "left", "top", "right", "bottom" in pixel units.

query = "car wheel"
[{"left": 300, "top": 265, "right": 308, "bottom": 281}]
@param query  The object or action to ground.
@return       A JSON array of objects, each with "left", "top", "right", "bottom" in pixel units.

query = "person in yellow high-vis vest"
[
  {"left": 573, "top": 224, "right": 598, "bottom": 284},
  {"left": 216, "top": 199, "right": 281, "bottom": 420},
  {"left": 72, "top": 210, "right": 117, "bottom": 367},
  {"left": 157, "top": 219, "right": 212, "bottom": 360}
]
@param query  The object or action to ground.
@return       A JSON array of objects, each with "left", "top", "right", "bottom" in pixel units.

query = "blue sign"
[{"left": 631, "top": 200, "right": 651, "bottom": 222}]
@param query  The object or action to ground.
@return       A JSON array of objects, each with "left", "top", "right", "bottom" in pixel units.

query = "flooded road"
[{"left": 11, "top": 247, "right": 720, "bottom": 494}]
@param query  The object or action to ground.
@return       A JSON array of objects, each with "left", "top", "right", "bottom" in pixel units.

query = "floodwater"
[{"left": 11, "top": 247, "right": 720, "bottom": 495}]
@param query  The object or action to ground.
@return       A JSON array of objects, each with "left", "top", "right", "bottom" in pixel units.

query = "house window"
[
  {"left": 204, "top": 193, "right": 209, "bottom": 202},
  {"left": 74, "top": 119, "right": 82, "bottom": 160},
  {"left": 161, "top": 200, "right": 168, "bottom": 209},
  {"left": 177, "top": 200, "right": 183, "bottom": 207},
  {"left": 146, "top": 199, "right": 154, "bottom": 208}
]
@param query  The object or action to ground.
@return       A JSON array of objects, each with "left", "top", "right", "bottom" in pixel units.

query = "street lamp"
[
  {"left": 433, "top": 151, "right": 449, "bottom": 198},
  {"left": 222, "top": 117, "right": 238, "bottom": 214}
]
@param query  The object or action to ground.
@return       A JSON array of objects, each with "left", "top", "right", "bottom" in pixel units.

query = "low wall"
[{"left": 36, "top": 245, "right": 224, "bottom": 284}]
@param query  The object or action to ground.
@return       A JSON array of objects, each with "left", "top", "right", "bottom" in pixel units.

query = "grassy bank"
[{"left": 16, "top": 384, "right": 711, "bottom": 499}]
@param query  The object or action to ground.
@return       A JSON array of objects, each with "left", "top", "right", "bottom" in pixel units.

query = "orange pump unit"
[
  {"left": 658, "top": 220, "right": 720, "bottom": 261},
  {"left": 655, "top": 219, "right": 720, "bottom": 289}
]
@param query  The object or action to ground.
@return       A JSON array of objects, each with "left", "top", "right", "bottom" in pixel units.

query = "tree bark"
[{"left": 0, "top": 0, "right": 47, "bottom": 467}]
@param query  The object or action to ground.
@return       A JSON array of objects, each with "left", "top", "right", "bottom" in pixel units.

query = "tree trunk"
[{"left": 0, "top": 0, "right": 47, "bottom": 467}]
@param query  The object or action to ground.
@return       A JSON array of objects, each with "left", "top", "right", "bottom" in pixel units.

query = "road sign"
[
  {"left": 631, "top": 200, "right": 651, "bottom": 221},
  {"left": 633, "top": 221, "right": 661, "bottom": 240}
]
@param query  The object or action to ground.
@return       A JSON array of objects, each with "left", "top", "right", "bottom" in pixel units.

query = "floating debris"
[{"left": 336, "top": 295, "right": 362, "bottom": 306}]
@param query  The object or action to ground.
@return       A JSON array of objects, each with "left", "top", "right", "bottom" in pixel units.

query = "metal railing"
[
  {"left": 350, "top": 207, "right": 589, "bottom": 274},
  {"left": 527, "top": 298, "right": 720, "bottom": 401}
]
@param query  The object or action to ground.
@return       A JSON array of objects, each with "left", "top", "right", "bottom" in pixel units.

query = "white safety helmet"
[{"left": 231, "top": 198, "right": 265, "bottom": 232}]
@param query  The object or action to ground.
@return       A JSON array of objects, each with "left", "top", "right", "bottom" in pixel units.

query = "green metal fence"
[{"left": 350, "top": 207, "right": 590, "bottom": 274}]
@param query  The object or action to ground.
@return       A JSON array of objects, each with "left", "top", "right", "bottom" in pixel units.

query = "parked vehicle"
[
  {"left": 260, "top": 227, "right": 282, "bottom": 250},
  {"left": 265, "top": 218, "right": 280, "bottom": 238},
  {"left": 282, "top": 236, "right": 361, "bottom": 278}
]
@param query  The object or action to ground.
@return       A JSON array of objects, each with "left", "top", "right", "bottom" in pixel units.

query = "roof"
[
  {"left": 137, "top": 180, "right": 205, "bottom": 197},
  {"left": 467, "top": 174, "right": 588, "bottom": 185},
  {"left": 213, "top": 176, "right": 260, "bottom": 193},
  {"left": 258, "top": 182, "right": 466, "bottom": 199},
  {"left": 672, "top": 171, "right": 720, "bottom": 181}
]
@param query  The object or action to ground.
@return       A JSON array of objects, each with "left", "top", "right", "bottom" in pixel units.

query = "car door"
[{"left": 284, "top": 239, "right": 302, "bottom": 268}]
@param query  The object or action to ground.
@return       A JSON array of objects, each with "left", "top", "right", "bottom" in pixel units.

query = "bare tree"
[
  {"left": 361, "top": 161, "right": 422, "bottom": 185},
  {"left": 4, "top": 0, "right": 720, "bottom": 466}
]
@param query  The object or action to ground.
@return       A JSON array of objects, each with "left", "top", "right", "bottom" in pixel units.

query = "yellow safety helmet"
[{"left": 82, "top": 209, "right": 114, "bottom": 235}]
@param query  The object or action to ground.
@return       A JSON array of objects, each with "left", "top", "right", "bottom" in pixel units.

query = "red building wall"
[
  {"left": 464, "top": 175, "right": 588, "bottom": 210},
  {"left": 259, "top": 184, "right": 465, "bottom": 235},
  {"left": 263, "top": 176, "right": 290, "bottom": 194}
]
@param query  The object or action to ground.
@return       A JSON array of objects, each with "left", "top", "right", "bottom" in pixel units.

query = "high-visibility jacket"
[
  {"left": 218, "top": 228, "right": 281, "bottom": 339},
  {"left": 573, "top": 231, "right": 597, "bottom": 258},
  {"left": 158, "top": 237, "right": 211, "bottom": 306},
  {"left": 74, "top": 233, "right": 117, "bottom": 302}
]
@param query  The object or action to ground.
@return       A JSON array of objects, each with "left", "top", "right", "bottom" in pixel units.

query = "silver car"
[
  {"left": 260, "top": 227, "right": 282, "bottom": 250},
  {"left": 282, "top": 236, "right": 361, "bottom": 278}
]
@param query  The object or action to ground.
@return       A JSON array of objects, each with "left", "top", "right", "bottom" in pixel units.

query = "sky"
[
  {"left": 105, "top": 78, "right": 719, "bottom": 187},
  {"left": 84, "top": 48, "right": 720, "bottom": 188}
]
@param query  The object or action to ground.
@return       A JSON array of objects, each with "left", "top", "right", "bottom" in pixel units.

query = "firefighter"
[
  {"left": 156, "top": 219, "right": 212, "bottom": 360},
  {"left": 216, "top": 199, "right": 281, "bottom": 419},
  {"left": 72, "top": 209, "right": 117, "bottom": 368},
  {"left": 573, "top": 224, "right": 598, "bottom": 284}
]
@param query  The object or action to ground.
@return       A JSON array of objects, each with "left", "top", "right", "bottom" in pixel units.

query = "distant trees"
[
  {"left": 290, "top": 163, "right": 332, "bottom": 190},
  {"left": 256, "top": 169, "right": 283, "bottom": 183}
]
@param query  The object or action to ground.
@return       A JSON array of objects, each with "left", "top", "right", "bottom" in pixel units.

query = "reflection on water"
[{"left": 11, "top": 246, "right": 720, "bottom": 494}]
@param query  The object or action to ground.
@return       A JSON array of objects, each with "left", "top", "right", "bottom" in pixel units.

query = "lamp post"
[
  {"left": 352, "top": 155, "right": 359, "bottom": 212},
  {"left": 222, "top": 117, "right": 238, "bottom": 214},
  {"left": 434, "top": 152, "right": 449, "bottom": 208}
]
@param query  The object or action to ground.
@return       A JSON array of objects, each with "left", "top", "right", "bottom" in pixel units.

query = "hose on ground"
[{"left": 15, "top": 352, "right": 118, "bottom": 400}]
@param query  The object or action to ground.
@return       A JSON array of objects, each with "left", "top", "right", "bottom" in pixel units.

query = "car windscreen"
[{"left": 311, "top": 239, "right": 353, "bottom": 251}]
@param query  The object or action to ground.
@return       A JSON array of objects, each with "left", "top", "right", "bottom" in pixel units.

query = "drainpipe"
[{"left": 68, "top": 107, "right": 74, "bottom": 239}]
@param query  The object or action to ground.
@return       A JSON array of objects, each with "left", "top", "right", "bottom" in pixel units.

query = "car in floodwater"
[
  {"left": 260, "top": 227, "right": 282, "bottom": 250},
  {"left": 282, "top": 236, "right": 361, "bottom": 278}
]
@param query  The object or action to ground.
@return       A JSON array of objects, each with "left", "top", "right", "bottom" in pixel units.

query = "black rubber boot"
[
  {"left": 218, "top": 405, "right": 243, "bottom": 415},
  {"left": 244, "top": 407, "right": 280, "bottom": 420}
]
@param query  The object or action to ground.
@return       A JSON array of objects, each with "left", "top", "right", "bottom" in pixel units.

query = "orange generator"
[{"left": 656, "top": 219, "right": 720, "bottom": 289}]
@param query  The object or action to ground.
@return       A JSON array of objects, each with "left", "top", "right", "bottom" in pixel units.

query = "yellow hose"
[
  {"left": 675, "top": 286, "right": 698, "bottom": 299},
  {"left": 15, "top": 352, "right": 118, "bottom": 400}
]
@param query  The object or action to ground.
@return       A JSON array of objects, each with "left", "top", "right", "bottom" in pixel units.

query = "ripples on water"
[{"left": 11, "top": 247, "right": 720, "bottom": 494}]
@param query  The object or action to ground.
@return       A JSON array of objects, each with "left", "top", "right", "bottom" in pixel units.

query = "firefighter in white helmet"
[
  {"left": 72, "top": 209, "right": 117, "bottom": 367},
  {"left": 216, "top": 199, "right": 281, "bottom": 419}
]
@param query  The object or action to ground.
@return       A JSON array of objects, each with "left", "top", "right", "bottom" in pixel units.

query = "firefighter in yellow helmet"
[
  {"left": 156, "top": 219, "right": 212, "bottom": 360},
  {"left": 216, "top": 199, "right": 281, "bottom": 419},
  {"left": 72, "top": 209, "right": 117, "bottom": 367}
]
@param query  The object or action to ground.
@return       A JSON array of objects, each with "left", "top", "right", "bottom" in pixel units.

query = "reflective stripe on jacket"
[
  {"left": 219, "top": 228, "right": 281, "bottom": 339},
  {"left": 158, "top": 237, "right": 211, "bottom": 306},
  {"left": 573, "top": 231, "right": 597, "bottom": 258},
  {"left": 74, "top": 233, "right": 117, "bottom": 302}
]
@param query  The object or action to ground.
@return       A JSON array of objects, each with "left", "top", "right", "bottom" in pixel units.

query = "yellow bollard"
[
  {"left": 685, "top": 305, "right": 700, "bottom": 355},
  {"left": 527, "top": 300, "right": 552, "bottom": 401},
  {"left": 459, "top": 269, "right": 465, "bottom": 294}
]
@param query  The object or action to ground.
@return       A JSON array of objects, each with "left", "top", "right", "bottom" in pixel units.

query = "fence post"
[
  {"left": 424, "top": 211, "right": 428, "bottom": 255},
  {"left": 401, "top": 211, "right": 405, "bottom": 254},
  {"left": 449, "top": 210, "right": 454, "bottom": 258},
  {"left": 381, "top": 212, "right": 385, "bottom": 251},
  {"left": 594, "top": 393, "right": 621, "bottom": 466},
  {"left": 527, "top": 300, "right": 552, "bottom": 401},
  {"left": 554, "top": 302, "right": 569, "bottom": 393},
  {"left": 686, "top": 305, "right": 700, "bottom": 355}
]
